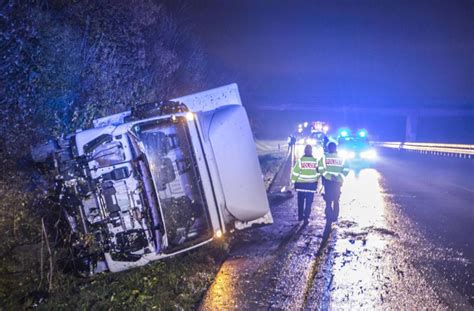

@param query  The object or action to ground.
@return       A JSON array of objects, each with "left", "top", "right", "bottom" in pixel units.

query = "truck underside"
[{"left": 49, "top": 115, "right": 213, "bottom": 274}]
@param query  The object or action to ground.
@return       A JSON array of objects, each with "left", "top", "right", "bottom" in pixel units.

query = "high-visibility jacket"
[
  {"left": 317, "top": 152, "right": 349, "bottom": 183},
  {"left": 291, "top": 156, "right": 319, "bottom": 183}
]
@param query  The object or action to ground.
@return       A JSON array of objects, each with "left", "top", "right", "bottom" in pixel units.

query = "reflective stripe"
[
  {"left": 299, "top": 172, "right": 318, "bottom": 176},
  {"left": 324, "top": 173, "right": 343, "bottom": 178},
  {"left": 325, "top": 158, "right": 344, "bottom": 166},
  {"left": 292, "top": 156, "right": 319, "bottom": 183},
  {"left": 301, "top": 162, "right": 317, "bottom": 169},
  {"left": 297, "top": 189, "right": 317, "bottom": 193}
]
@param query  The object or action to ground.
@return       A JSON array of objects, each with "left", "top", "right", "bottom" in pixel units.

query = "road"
[{"left": 199, "top": 147, "right": 474, "bottom": 310}]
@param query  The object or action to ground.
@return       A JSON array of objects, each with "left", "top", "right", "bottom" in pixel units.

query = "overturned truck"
[{"left": 32, "top": 84, "right": 272, "bottom": 274}]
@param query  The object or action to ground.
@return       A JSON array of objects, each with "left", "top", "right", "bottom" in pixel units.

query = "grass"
[
  {"left": 259, "top": 153, "right": 287, "bottom": 190},
  {"left": 0, "top": 152, "right": 284, "bottom": 309},
  {"left": 38, "top": 243, "right": 228, "bottom": 310},
  {"left": 0, "top": 157, "right": 229, "bottom": 310}
]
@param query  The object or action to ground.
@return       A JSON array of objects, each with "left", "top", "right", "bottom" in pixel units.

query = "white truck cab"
[{"left": 32, "top": 84, "right": 272, "bottom": 274}]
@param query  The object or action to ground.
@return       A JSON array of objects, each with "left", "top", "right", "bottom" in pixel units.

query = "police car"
[{"left": 337, "top": 129, "right": 377, "bottom": 167}]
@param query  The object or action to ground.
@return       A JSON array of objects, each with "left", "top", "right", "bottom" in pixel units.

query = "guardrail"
[
  {"left": 255, "top": 140, "right": 288, "bottom": 155},
  {"left": 375, "top": 142, "right": 473, "bottom": 159}
]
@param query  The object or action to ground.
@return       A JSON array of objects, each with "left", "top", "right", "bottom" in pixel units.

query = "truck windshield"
[{"left": 133, "top": 117, "right": 212, "bottom": 252}]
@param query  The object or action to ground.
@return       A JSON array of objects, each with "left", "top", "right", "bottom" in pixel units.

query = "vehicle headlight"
[
  {"left": 186, "top": 112, "right": 195, "bottom": 121},
  {"left": 298, "top": 138, "right": 305, "bottom": 144},
  {"left": 339, "top": 150, "right": 355, "bottom": 159},
  {"left": 315, "top": 146, "right": 324, "bottom": 157},
  {"left": 360, "top": 149, "right": 377, "bottom": 160}
]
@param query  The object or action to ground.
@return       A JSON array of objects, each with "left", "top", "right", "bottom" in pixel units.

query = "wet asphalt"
[{"left": 199, "top": 148, "right": 473, "bottom": 310}]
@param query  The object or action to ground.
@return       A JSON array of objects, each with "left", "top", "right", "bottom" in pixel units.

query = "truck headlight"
[
  {"left": 360, "top": 149, "right": 377, "bottom": 160},
  {"left": 186, "top": 112, "right": 194, "bottom": 121}
]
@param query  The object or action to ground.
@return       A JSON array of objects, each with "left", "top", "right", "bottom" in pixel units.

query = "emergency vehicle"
[
  {"left": 293, "top": 121, "right": 329, "bottom": 160},
  {"left": 337, "top": 129, "right": 377, "bottom": 167}
]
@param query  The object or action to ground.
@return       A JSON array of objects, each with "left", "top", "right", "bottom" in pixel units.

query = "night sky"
[
  {"left": 191, "top": 1, "right": 472, "bottom": 106},
  {"left": 189, "top": 0, "right": 473, "bottom": 140}
]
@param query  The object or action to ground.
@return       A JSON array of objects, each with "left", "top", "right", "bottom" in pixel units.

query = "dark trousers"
[
  {"left": 297, "top": 191, "right": 314, "bottom": 221},
  {"left": 325, "top": 200, "right": 340, "bottom": 222},
  {"left": 322, "top": 178, "right": 342, "bottom": 222}
]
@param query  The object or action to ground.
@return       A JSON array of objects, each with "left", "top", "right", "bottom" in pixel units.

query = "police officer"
[
  {"left": 288, "top": 134, "right": 296, "bottom": 152},
  {"left": 323, "top": 135, "right": 330, "bottom": 153},
  {"left": 318, "top": 142, "right": 349, "bottom": 222},
  {"left": 291, "top": 144, "right": 319, "bottom": 224}
]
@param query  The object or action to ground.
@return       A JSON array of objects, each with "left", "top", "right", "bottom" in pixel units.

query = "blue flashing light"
[
  {"left": 358, "top": 130, "right": 367, "bottom": 138},
  {"left": 341, "top": 130, "right": 348, "bottom": 137}
]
